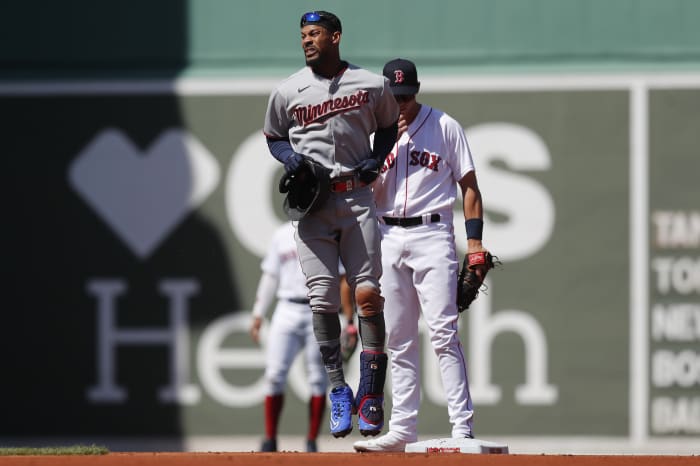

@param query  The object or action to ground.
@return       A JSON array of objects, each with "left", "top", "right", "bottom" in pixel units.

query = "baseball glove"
[
  {"left": 457, "top": 251, "right": 499, "bottom": 312},
  {"left": 278, "top": 156, "right": 331, "bottom": 221},
  {"left": 340, "top": 322, "right": 359, "bottom": 362}
]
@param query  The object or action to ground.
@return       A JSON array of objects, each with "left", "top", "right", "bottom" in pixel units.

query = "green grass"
[{"left": 0, "top": 444, "right": 109, "bottom": 456}]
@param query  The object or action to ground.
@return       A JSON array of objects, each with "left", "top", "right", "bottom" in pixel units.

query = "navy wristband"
[{"left": 465, "top": 218, "right": 483, "bottom": 240}]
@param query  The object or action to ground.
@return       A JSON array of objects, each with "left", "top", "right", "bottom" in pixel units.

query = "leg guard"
[{"left": 355, "top": 351, "right": 388, "bottom": 436}]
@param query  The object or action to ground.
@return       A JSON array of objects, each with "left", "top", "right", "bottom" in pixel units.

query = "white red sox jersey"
[
  {"left": 258, "top": 222, "right": 308, "bottom": 305},
  {"left": 373, "top": 104, "right": 475, "bottom": 223},
  {"left": 264, "top": 63, "right": 399, "bottom": 176},
  {"left": 372, "top": 103, "right": 476, "bottom": 439}
]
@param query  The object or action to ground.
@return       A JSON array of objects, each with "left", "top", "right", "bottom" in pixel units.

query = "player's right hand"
[
  {"left": 354, "top": 158, "right": 381, "bottom": 184},
  {"left": 250, "top": 316, "right": 263, "bottom": 344},
  {"left": 397, "top": 114, "right": 409, "bottom": 137}
]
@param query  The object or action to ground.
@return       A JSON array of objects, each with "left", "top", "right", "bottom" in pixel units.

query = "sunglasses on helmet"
[
  {"left": 301, "top": 11, "right": 323, "bottom": 25},
  {"left": 300, "top": 11, "right": 341, "bottom": 32}
]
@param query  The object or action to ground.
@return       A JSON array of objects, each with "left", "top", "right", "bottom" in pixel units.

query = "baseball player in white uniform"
[
  {"left": 263, "top": 11, "right": 399, "bottom": 439},
  {"left": 250, "top": 221, "right": 327, "bottom": 453},
  {"left": 354, "top": 58, "right": 487, "bottom": 452},
  {"left": 250, "top": 221, "right": 354, "bottom": 452}
]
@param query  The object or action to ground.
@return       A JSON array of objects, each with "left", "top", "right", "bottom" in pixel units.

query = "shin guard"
[{"left": 355, "top": 351, "right": 388, "bottom": 436}]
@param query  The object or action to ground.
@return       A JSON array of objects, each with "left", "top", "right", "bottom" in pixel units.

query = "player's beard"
[{"left": 305, "top": 55, "right": 322, "bottom": 67}]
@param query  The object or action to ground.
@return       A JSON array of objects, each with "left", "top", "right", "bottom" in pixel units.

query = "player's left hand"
[
  {"left": 353, "top": 158, "right": 381, "bottom": 184},
  {"left": 457, "top": 251, "right": 499, "bottom": 312},
  {"left": 283, "top": 152, "right": 306, "bottom": 175}
]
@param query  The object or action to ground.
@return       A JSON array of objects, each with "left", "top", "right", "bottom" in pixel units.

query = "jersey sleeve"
[
  {"left": 253, "top": 226, "right": 286, "bottom": 318},
  {"left": 444, "top": 115, "right": 476, "bottom": 182},
  {"left": 260, "top": 228, "right": 282, "bottom": 278},
  {"left": 374, "top": 77, "right": 400, "bottom": 129},
  {"left": 263, "top": 87, "right": 290, "bottom": 139},
  {"left": 251, "top": 271, "right": 278, "bottom": 319}
]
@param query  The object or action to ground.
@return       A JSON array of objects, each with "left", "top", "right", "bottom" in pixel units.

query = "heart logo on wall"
[{"left": 68, "top": 128, "right": 220, "bottom": 260}]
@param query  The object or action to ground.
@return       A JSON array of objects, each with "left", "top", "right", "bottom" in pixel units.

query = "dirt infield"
[{"left": 1, "top": 453, "right": 698, "bottom": 466}]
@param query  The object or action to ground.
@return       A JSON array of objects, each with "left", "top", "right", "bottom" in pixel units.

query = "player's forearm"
[
  {"left": 251, "top": 272, "right": 279, "bottom": 318},
  {"left": 460, "top": 171, "right": 485, "bottom": 252},
  {"left": 266, "top": 137, "right": 296, "bottom": 164},
  {"left": 460, "top": 171, "right": 483, "bottom": 220},
  {"left": 370, "top": 120, "right": 398, "bottom": 164},
  {"left": 463, "top": 188, "right": 483, "bottom": 220}
]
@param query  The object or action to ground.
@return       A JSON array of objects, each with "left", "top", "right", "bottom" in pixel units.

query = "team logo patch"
[{"left": 393, "top": 70, "right": 404, "bottom": 84}]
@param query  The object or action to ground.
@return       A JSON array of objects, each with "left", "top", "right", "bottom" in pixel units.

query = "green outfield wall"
[
  {"left": 2, "top": 0, "right": 699, "bottom": 451},
  {"left": 3, "top": 75, "right": 699, "bottom": 444},
  {"left": 2, "top": 0, "right": 700, "bottom": 77}
]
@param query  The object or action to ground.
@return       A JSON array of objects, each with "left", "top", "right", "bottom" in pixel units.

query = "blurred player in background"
[
  {"left": 250, "top": 221, "right": 354, "bottom": 452},
  {"left": 354, "top": 58, "right": 486, "bottom": 452}
]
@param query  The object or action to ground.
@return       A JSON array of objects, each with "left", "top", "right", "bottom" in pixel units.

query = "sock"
[
  {"left": 308, "top": 395, "right": 326, "bottom": 440},
  {"left": 264, "top": 394, "right": 284, "bottom": 439},
  {"left": 357, "top": 312, "right": 386, "bottom": 351}
]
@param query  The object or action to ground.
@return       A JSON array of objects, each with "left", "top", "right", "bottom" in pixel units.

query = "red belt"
[{"left": 330, "top": 177, "right": 366, "bottom": 193}]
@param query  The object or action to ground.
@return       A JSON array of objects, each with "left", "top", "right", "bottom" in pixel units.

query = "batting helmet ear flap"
[{"left": 279, "top": 157, "right": 331, "bottom": 221}]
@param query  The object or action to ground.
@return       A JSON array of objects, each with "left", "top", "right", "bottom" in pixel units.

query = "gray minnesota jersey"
[{"left": 264, "top": 63, "right": 399, "bottom": 174}]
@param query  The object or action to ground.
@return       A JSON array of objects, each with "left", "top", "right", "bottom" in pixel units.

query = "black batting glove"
[
  {"left": 284, "top": 152, "right": 305, "bottom": 175},
  {"left": 354, "top": 158, "right": 381, "bottom": 184}
]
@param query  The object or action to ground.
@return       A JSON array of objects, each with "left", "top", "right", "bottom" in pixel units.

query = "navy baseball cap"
[
  {"left": 300, "top": 11, "right": 342, "bottom": 33},
  {"left": 383, "top": 58, "right": 420, "bottom": 96}
]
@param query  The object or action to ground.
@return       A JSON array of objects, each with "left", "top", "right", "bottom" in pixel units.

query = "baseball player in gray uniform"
[
  {"left": 354, "top": 58, "right": 486, "bottom": 452},
  {"left": 263, "top": 11, "right": 399, "bottom": 439}
]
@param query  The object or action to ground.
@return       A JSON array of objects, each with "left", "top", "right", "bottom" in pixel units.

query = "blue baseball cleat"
[
  {"left": 329, "top": 384, "right": 355, "bottom": 438},
  {"left": 357, "top": 394, "right": 384, "bottom": 436}
]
